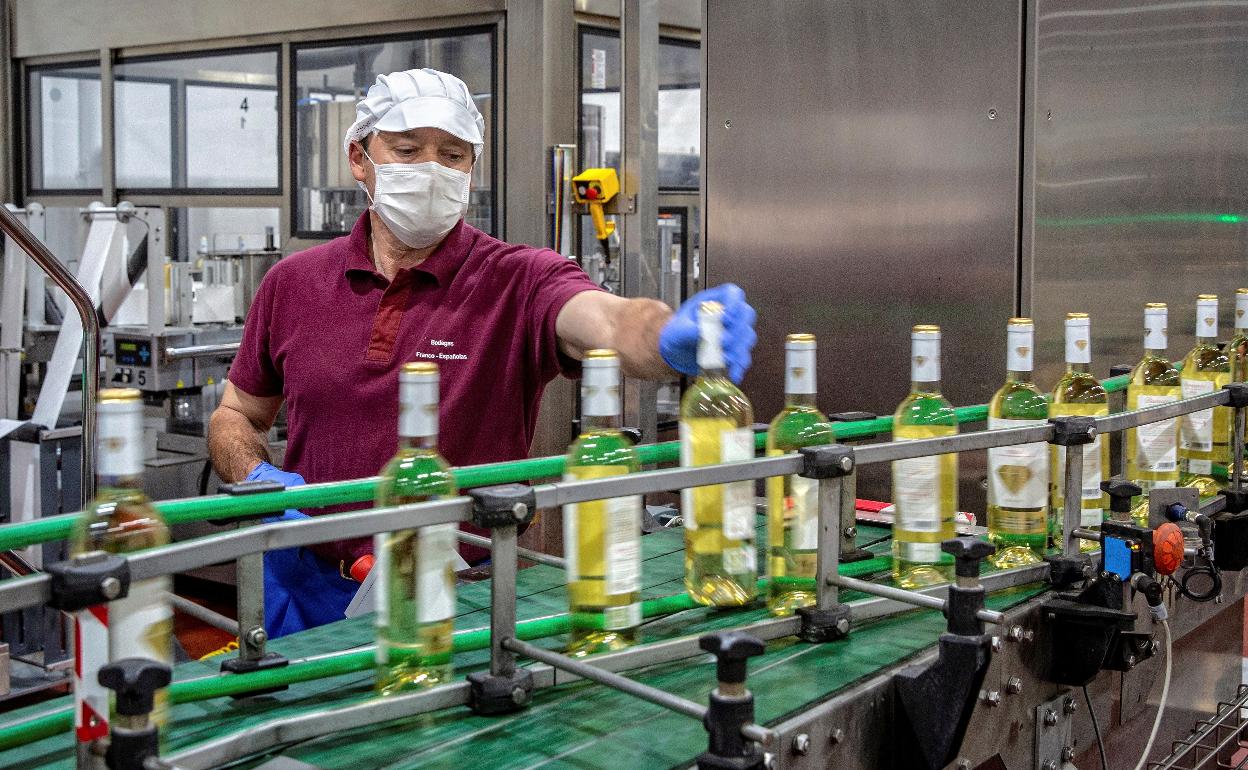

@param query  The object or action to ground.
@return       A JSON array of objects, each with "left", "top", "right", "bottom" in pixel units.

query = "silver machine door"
[{"left": 703, "top": 0, "right": 1023, "bottom": 510}]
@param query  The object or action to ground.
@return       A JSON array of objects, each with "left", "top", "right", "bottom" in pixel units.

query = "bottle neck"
[
  {"left": 582, "top": 413, "right": 621, "bottom": 432},
  {"left": 1066, "top": 362, "right": 1091, "bottom": 375},
  {"left": 911, "top": 378, "right": 942, "bottom": 394},
  {"left": 700, "top": 363, "right": 730, "bottom": 380},
  {"left": 96, "top": 472, "right": 143, "bottom": 491},
  {"left": 785, "top": 392, "right": 818, "bottom": 408},
  {"left": 1006, "top": 369, "right": 1034, "bottom": 384},
  {"left": 400, "top": 434, "right": 438, "bottom": 451}
]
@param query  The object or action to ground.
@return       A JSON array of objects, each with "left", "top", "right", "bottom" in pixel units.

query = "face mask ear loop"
[{"left": 358, "top": 144, "right": 377, "bottom": 205}]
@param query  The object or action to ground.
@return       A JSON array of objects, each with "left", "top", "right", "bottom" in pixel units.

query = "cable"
[
  {"left": 1083, "top": 684, "right": 1108, "bottom": 770},
  {"left": 1133, "top": 619, "right": 1172, "bottom": 770}
]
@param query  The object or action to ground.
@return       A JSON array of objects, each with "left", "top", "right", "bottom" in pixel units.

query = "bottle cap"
[
  {"left": 98, "top": 389, "right": 143, "bottom": 478},
  {"left": 399, "top": 361, "right": 439, "bottom": 438},
  {"left": 1065, "top": 313, "right": 1091, "bottom": 363},
  {"left": 785, "top": 334, "right": 817, "bottom": 394},
  {"left": 1196, "top": 295, "right": 1219, "bottom": 338},
  {"left": 583, "top": 349, "right": 621, "bottom": 417}
]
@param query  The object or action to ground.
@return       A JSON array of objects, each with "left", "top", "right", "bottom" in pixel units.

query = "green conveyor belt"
[{"left": 0, "top": 524, "right": 1045, "bottom": 769}]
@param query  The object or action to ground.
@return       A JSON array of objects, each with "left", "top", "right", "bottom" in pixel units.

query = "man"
[{"left": 208, "top": 68, "right": 756, "bottom": 637}]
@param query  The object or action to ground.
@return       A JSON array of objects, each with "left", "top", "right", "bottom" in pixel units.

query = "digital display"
[{"left": 115, "top": 338, "right": 152, "bottom": 367}]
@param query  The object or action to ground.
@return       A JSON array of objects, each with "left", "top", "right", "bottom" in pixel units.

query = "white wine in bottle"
[
  {"left": 1180, "top": 295, "right": 1230, "bottom": 484},
  {"left": 375, "top": 363, "right": 458, "bottom": 694},
  {"left": 680, "top": 301, "right": 757, "bottom": 606},
  {"left": 1126, "top": 303, "right": 1181, "bottom": 492},
  {"left": 1049, "top": 313, "right": 1109, "bottom": 551},
  {"left": 564, "top": 350, "right": 642, "bottom": 656},
  {"left": 986, "top": 318, "right": 1050, "bottom": 568},
  {"left": 765, "top": 334, "right": 833, "bottom": 616},
  {"left": 71, "top": 389, "right": 172, "bottom": 740},
  {"left": 892, "top": 325, "right": 958, "bottom": 588}
]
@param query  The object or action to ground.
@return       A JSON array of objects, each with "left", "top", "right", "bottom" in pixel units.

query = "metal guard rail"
[
  {"left": 0, "top": 376, "right": 1228, "bottom": 617},
  {"left": 0, "top": 374, "right": 1133, "bottom": 553}
]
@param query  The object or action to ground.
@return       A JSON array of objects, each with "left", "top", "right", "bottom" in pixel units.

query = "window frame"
[
  {"left": 112, "top": 44, "right": 283, "bottom": 197},
  {"left": 288, "top": 24, "right": 500, "bottom": 241},
  {"left": 25, "top": 60, "right": 104, "bottom": 196},
  {"left": 576, "top": 26, "right": 702, "bottom": 194}
]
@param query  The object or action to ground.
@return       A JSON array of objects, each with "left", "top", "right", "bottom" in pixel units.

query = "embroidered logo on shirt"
[{"left": 416, "top": 338, "right": 467, "bottom": 361}]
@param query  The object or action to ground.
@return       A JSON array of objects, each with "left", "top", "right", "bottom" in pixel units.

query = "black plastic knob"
[
  {"left": 941, "top": 537, "right": 996, "bottom": 579},
  {"left": 98, "top": 658, "right": 171, "bottom": 717},
  {"left": 1101, "top": 479, "right": 1142, "bottom": 514},
  {"left": 699, "top": 631, "right": 765, "bottom": 686}
]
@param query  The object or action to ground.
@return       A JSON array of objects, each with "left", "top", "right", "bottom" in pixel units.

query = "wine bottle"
[
  {"left": 1126, "top": 303, "right": 1181, "bottom": 492},
  {"left": 986, "top": 318, "right": 1050, "bottom": 567},
  {"left": 892, "top": 325, "right": 958, "bottom": 588},
  {"left": 70, "top": 388, "right": 172, "bottom": 741},
  {"left": 1049, "top": 313, "right": 1108, "bottom": 552},
  {"left": 564, "top": 349, "right": 642, "bottom": 656},
  {"left": 1180, "top": 295, "right": 1230, "bottom": 484},
  {"left": 680, "top": 301, "right": 757, "bottom": 606},
  {"left": 375, "top": 362, "right": 458, "bottom": 694},
  {"left": 765, "top": 334, "right": 834, "bottom": 616}
]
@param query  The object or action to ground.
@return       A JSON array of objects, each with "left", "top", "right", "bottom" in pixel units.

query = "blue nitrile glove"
[
  {"left": 659, "top": 283, "right": 758, "bottom": 383},
  {"left": 246, "top": 461, "right": 305, "bottom": 524}
]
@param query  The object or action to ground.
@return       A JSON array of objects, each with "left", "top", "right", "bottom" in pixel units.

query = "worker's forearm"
[
  {"left": 613, "top": 297, "right": 677, "bottom": 379},
  {"left": 207, "top": 408, "right": 271, "bottom": 483}
]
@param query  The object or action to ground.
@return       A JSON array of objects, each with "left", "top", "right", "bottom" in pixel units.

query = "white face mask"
[{"left": 360, "top": 150, "right": 471, "bottom": 249}]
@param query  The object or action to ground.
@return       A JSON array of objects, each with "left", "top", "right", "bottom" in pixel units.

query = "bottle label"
[
  {"left": 1135, "top": 393, "right": 1178, "bottom": 471},
  {"left": 1066, "top": 322, "right": 1092, "bottom": 364},
  {"left": 110, "top": 577, "right": 172, "bottom": 666},
  {"left": 1006, "top": 327, "right": 1034, "bottom": 373},
  {"left": 785, "top": 346, "right": 817, "bottom": 395},
  {"left": 374, "top": 533, "right": 390, "bottom": 638},
  {"left": 1197, "top": 302, "right": 1218, "bottom": 338},
  {"left": 603, "top": 603, "right": 641, "bottom": 631},
  {"left": 605, "top": 495, "right": 641, "bottom": 594},
  {"left": 911, "top": 337, "right": 940, "bottom": 382},
  {"left": 399, "top": 379, "right": 438, "bottom": 438},
  {"left": 1189, "top": 459, "right": 1213, "bottom": 474},
  {"left": 789, "top": 474, "right": 819, "bottom": 549},
  {"left": 721, "top": 428, "right": 756, "bottom": 539},
  {"left": 98, "top": 409, "right": 144, "bottom": 478},
  {"left": 1144, "top": 309, "right": 1168, "bottom": 350},
  {"left": 987, "top": 417, "right": 1049, "bottom": 510},
  {"left": 582, "top": 363, "right": 620, "bottom": 417},
  {"left": 417, "top": 523, "right": 457, "bottom": 623},
  {"left": 1180, "top": 377, "right": 1216, "bottom": 452},
  {"left": 893, "top": 450, "right": 941, "bottom": 531},
  {"left": 722, "top": 544, "right": 756, "bottom": 574}
]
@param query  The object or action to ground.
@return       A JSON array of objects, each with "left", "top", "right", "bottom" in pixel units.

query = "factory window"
[
  {"left": 579, "top": 30, "right": 700, "bottom": 191},
  {"left": 292, "top": 28, "right": 497, "bottom": 239},
  {"left": 113, "top": 48, "right": 280, "bottom": 191},
  {"left": 27, "top": 63, "right": 103, "bottom": 191}
]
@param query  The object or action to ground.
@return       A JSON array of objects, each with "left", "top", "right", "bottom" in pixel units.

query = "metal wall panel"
[
  {"left": 704, "top": 0, "right": 1022, "bottom": 508},
  {"left": 1025, "top": 0, "right": 1248, "bottom": 389}
]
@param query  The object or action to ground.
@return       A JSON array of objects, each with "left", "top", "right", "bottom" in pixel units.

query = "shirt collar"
[{"left": 342, "top": 213, "right": 473, "bottom": 286}]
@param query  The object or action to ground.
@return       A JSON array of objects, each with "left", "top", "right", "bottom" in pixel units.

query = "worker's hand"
[
  {"left": 659, "top": 283, "right": 757, "bottom": 384},
  {"left": 247, "top": 461, "right": 306, "bottom": 523}
]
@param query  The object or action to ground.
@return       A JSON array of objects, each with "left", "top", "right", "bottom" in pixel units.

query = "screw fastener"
[
  {"left": 791, "top": 734, "right": 810, "bottom": 755},
  {"left": 830, "top": 728, "right": 845, "bottom": 746},
  {"left": 1063, "top": 696, "right": 1077, "bottom": 715},
  {"left": 991, "top": 636, "right": 1003, "bottom": 653},
  {"left": 1006, "top": 676, "right": 1023, "bottom": 695},
  {"left": 99, "top": 577, "right": 121, "bottom": 600},
  {"left": 1061, "top": 746, "right": 1075, "bottom": 762},
  {"left": 984, "top": 690, "right": 1002, "bottom": 707},
  {"left": 839, "top": 456, "right": 854, "bottom": 472},
  {"left": 1043, "top": 709, "right": 1058, "bottom": 726},
  {"left": 843, "top": 526, "right": 858, "bottom": 539}
]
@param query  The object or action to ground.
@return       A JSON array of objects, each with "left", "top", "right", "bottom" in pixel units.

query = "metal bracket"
[
  {"left": 1147, "top": 486, "right": 1198, "bottom": 530},
  {"left": 797, "top": 604, "right": 852, "bottom": 643},
  {"left": 208, "top": 480, "right": 288, "bottom": 526},
  {"left": 798, "top": 444, "right": 855, "bottom": 479},
  {"left": 1034, "top": 690, "right": 1077, "bottom": 770},
  {"left": 219, "top": 652, "right": 290, "bottom": 698},
  {"left": 468, "top": 484, "right": 537, "bottom": 529},
  {"left": 1048, "top": 415, "right": 1097, "bottom": 446},
  {"left": 466, "top": 668, "right": 534, "bottom": 716},
  {"left": 1222, "top": 382, "right": 1248, "bottom": 408},
  {"left": 45, "top": 552, "right": 129, "bottom": 612}
]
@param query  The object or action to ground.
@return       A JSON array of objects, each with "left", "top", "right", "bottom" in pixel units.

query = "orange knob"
[
  {"left": 349, "top": 554, "right": 375, "bottom": 582},
  {"left": 1153, "top": 523, "right": 1184, "bottom": 575}
]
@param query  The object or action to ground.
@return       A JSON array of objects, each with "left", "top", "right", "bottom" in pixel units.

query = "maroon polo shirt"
[{"left": 229, "top": 213, "right": 601, "bottom": 565}]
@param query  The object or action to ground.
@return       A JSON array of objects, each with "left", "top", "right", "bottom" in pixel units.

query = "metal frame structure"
[{"left": 0, "top": 383, "right": 1238, "bottom": 767}]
